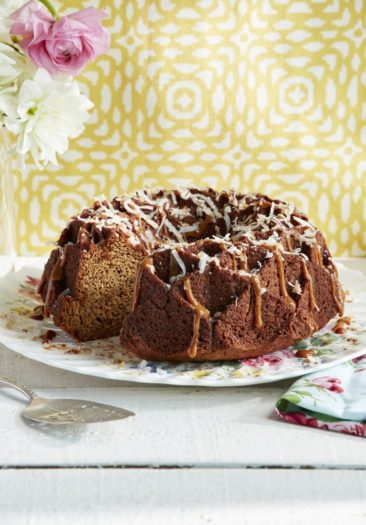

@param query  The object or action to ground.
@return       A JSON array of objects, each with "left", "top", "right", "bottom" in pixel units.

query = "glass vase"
[{"left": 0, "top": 127, "right": 17, "bottom": 260}]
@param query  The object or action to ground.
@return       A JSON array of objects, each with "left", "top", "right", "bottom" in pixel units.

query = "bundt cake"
[{"left": 38, "top": 188, "right": 344, "bottom": 361}]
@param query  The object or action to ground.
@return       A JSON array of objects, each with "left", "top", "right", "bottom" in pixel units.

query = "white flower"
[
  {"left": 1, "top": 68, "right": 94, "bottom": 167},
  {"left": 0, "top": 0, "right": 26, "bottom": 40},
  {"left": 0, "top": 42, "right": 24, "bottom": 86}
]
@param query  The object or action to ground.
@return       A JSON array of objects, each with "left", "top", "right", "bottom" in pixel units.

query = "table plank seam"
[{"left": 1, "top": 464, "right": 366, "bottom": 470}]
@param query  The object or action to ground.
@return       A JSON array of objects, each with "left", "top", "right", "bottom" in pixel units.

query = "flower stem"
[
  {"left": 0, "top": 40, "right": 22, "bottom": 54},
  {"left": 38, "top": 0, "right": 58, "bottom": 18}
]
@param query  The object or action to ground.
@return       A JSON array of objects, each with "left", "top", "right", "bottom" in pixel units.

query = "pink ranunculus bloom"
[
  {"left": 10, "top": 1, "right": 110, "bottom": 75},
  {"left": 10, "top": 0, "right": 54, "bottom": 38},
  {"left": 311, "top": 376, "right": 344, "bottom": 393}
]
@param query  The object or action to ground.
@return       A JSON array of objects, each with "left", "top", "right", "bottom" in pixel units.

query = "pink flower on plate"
[
  {"left": 10, "top": 1, "right": 110, "bottom": 75},
  {"left": 25, "top": 275, "right": 40, "bottom": 287},
  {"left": 262, "top": 352, "right": 286, "bottom": 367},
  {"left": 243, "top": 350, "right": 292, "bottom": 368},
  {"left": 351, "top": 355, "right": 366, "bottom": 374},
  {"left": 264, "top": 349, "right": 294, "bottom": 366},
  {"left": 311, "top": 376, "right": 344, "bottom": 393},
  {"left": 352, "top": 355, "right": 366, "bottom": 364}
]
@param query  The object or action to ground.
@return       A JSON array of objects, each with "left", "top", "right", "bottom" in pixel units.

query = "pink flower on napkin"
[
  {"left": 318, "top": 421, "right": 366, "bottom": 437},
  {"left": 279, "top": 411, "right": 319, "bottom": 427},
  {"left": 311, "top": 376, "right": 344, "bottom": 393},
  {"left": 277, "top": 410, "right": 366, "bottom": 437},
  {"left": 10, "top": 0, "right": 110, "bottom": 75}
]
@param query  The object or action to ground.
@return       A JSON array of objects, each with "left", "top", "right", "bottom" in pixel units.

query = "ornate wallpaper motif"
[{"left": 16, "top": 0, "right": 366, "bottom": 255}]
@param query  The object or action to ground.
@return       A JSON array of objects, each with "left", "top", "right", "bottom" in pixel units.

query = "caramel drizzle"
[
  {"left": 301, "top": 258, "right": 319, "bottom": 312},
  {"left": 183, "top": 277, "right": 210, "bottom": 359},
  {"left": 220, "top": 246, "right": 261, "bottom": 328},
  {"left": 286, "top": 235, "right": 292, "bottom": 251},
  {"left": 238, "top": 253, "right": 248, "bottom": 271},
  {"left": 136, "top": 215, "right": 156, "bottom": 250},
  {"left": 317, "top": 245, "right": 323, "bottom": 267},
  {"left": 258, "top": 243, "right": 295, "bottom": 308},
  {"left": 250, "top": 274, "right": 263, "bottom": 329},
  {"left": 273, "top": 247, "right": 296, "bottom": 309},
  {"left": 330, "top": 272, "right": 345, "bottom": 316},
  {"left": 311, "top": 242, "right": 344, "bottom": 315},
  {"left": 133, "top": 256, "right": 154, "bottom": 310},
  {"left": 312, "top": 243, "right": 323, "bottom": 268},
  {"left": 300, "top": 258, "right": 320, "bottom": 331},
  {"left": 222, "top": 249, "right": 261, "bottom": 329},
  {"left": 185, "top": 216, "right": 213, "bottom": 241}
]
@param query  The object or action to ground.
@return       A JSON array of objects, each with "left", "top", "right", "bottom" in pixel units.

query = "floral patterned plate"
[{"left": 0, "top": 260, "right": 365, "bottom": 387}]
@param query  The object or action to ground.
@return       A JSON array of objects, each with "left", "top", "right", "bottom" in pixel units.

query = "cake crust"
[{"left": 120, "top": 237, "right": 343, "bottom": 361}]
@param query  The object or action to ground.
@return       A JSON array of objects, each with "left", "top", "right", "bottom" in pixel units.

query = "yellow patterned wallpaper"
[{"left": 16, "top": 0, "right": 366, "bottom": 256}]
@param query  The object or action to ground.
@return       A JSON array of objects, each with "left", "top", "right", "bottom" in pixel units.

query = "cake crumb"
[
  {"left": 40, "top": 330, "right": 57, "bottom": 343},
  {"left": 295, "top": 348, "right": 315, "bottom": 358},
  {"left": 30, "top": 305, "right": 44, "bottom": 321},
  {"left": 289, "top": 280, "right": 302, "bottom": 295}
]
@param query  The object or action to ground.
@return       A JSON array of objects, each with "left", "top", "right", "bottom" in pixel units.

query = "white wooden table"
[{"left": 1, "top": 258, "right": 365, "bottom": 524}]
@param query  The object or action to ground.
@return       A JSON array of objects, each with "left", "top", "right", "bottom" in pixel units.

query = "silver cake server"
[{"left": 0, "top": 375, "right": 135, "bottom": 424}]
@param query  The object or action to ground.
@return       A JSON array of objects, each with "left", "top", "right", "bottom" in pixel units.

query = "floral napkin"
[{"left": 276, "top": 355, "right": 366, "bottom": 437}]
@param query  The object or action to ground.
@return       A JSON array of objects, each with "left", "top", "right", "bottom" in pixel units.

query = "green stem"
[
  {"left": 38, "top": 0, "right": 58, "bottom": 18},
  {"left": 0, "top": 40, "right": 22, "bottom": 54}
]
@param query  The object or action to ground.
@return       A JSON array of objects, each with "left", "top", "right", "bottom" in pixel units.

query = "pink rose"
[
  {"left": 10, "top": 1, "right": 110, "bottom": 75},
  {"left": 311, "top": 376, "right": 344, "bottom": 393}
]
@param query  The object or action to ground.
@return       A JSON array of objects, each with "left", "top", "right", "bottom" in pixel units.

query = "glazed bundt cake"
[{"left": 38, "top": 188, "right": 344, "bottom": 360}]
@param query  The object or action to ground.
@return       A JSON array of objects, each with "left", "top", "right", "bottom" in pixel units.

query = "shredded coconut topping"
[
  {"left": 289, "top": 280, "right": 302, "bottom": 295},
  {"left": 196, "top": 251, "right": 220, "bottom": 273},
  {"left": 67, "top": 188, "right": 318, "bottom": 263},
  {"left": 170, "top": 249, "right": 187, "bottom": 283}
]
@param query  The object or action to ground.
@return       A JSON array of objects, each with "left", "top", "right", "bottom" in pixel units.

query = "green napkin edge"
[{"left": 276, "top": 397, "right": 366, "bottom": 424}]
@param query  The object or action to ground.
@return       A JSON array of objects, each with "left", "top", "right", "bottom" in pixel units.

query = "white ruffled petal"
[{"left": 1, "top": 68, "right": 93, "bottom": 166}]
